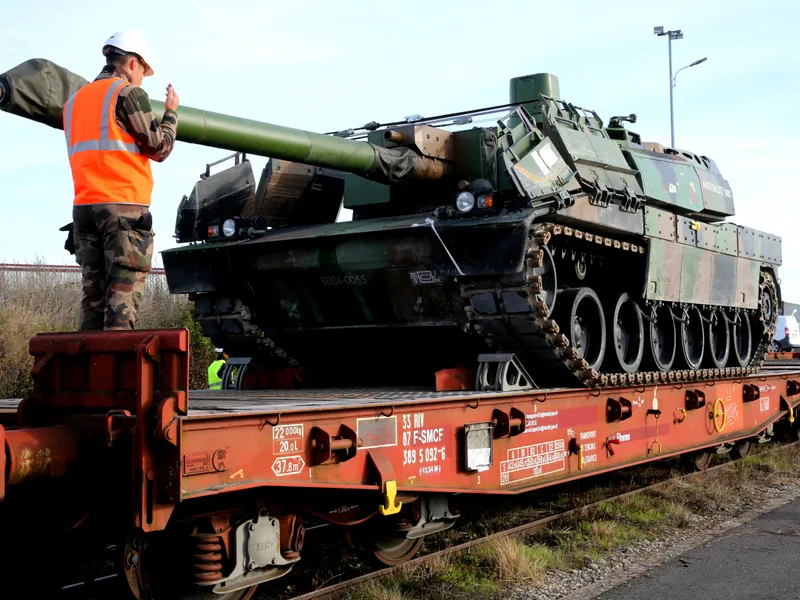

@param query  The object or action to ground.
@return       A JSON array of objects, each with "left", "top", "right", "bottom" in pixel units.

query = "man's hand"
[{"left": 165, "top": 84, "right": 180, "bottom": 112}]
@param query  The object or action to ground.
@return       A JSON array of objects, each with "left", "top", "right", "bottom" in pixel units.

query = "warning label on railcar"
[{"left": 500, "top": 439, "right": 566, "bottom": 485}]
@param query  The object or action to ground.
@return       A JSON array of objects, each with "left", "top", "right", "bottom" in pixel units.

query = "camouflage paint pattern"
[
  {"left": 643, "top": 187, "right": 780, "bottom": 309},
  {"left": 644, "top": 219, "right": 781, "bottom": 309},
  {"left": 679, "top": 246, "right": 712, "bottom": 304},
  {"left": 736, "top": 259, "right": 760, "bottom": 308},
  {"left": 676, "top": 215, "right": 699, "bottom": 246},
  {"left": 645, "top": 239, "right": 760, "bottom": 309},
  {"left": 73, "top": 204, "right": 154, "bottom": 330},
  {"left": 645, "top": 238, "right": 682, "bottom": 302},
  {"left": 697, "top": 222, "right": 738, "bottom": 256},
  {"left": 622, "top": 144, "right": 736, "bottom": 219},
  {"left": 643, "top": 206, "right": 677, "bottom": 241},
  {"left": 628, "top": 149, "right": 704, "bottom": 213},
  {"left": 553, "top": 198, "right": 643, "bottom": 235},
  {"left": 708, "top": 253, "right": 738, "bottom": 306},
  {"left": 696, "top": 169, "right": 734, "bottom": 216},
  {"left": 539, "top": 98, "right": 643, "bottom": 200},
  {"left": 507, "top": 136, "right": 577, "bottom": 201},
  {"left": 737, "top": 228, "right": 782, "bottom": 264}
]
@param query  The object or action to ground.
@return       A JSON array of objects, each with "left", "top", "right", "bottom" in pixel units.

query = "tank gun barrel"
[
  {"left": 147, "top": 100, "right": 377, "bottom": 174},
  {"left": 0, "top": 58, "right": 447, "bottom": 183}
]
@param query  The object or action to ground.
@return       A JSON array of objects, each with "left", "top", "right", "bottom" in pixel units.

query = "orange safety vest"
[{"left": 63, "top": 78, "right": 153, "bottom": 206}]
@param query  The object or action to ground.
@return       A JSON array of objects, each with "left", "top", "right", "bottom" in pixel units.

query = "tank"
[{"left": 0, "top": 61, "right": 782, "bottom": 388}]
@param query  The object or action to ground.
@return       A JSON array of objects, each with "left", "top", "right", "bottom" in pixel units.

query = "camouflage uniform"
[{"left": 72, "top": 66, "right": 178, "bottom": 330}]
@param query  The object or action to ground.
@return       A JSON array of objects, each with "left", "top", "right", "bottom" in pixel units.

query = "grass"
[
  {"left": 0, "top": 264, "right": 216, "bottom": 396},
  {"left": 479, "top": 536, "right": 548, "bottom": 584},
  {"left": 346, "top": 443, "right": 800, "bottom": 600}
]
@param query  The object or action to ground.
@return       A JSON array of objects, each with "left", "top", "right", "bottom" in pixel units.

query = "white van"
[{"left": 772, "top": 312, "right": 800, "bottom": 351}]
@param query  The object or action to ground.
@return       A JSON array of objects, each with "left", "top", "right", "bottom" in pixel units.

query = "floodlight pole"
[
  {"left": 668, "top": 35, "right": 675, "bottom": 148},
  {"left": 654, "top": 27, "right": 683, "bottom": 147}
]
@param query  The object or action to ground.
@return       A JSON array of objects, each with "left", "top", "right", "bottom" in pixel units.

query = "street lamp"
[
  {"left": 673, "top": 57, "right": 708, "bottom": 88},
  {"left": 654, "top": 26, "right": 684, "bottom": 147}
]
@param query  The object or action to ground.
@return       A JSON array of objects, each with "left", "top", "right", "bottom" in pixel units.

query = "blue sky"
[{"left": 2, "top": 0, "right": 799, "bottom": 297}]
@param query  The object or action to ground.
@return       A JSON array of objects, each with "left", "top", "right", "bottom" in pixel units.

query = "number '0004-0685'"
[{"left": 320, "top": 275, "right": 368, "bottom": 286}]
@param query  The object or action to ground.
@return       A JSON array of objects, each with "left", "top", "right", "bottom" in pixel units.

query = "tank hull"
[{"left": 163, "top": 203, "right": 780, "bottom": 388}]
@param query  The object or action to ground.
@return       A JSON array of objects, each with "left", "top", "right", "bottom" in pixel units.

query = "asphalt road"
[{"left": 599, "top": 499, "right": 800, "bottom": 600}]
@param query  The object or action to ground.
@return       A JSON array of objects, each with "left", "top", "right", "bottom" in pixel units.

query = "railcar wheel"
[
  {"left": 676, "top": 306, "right": 705, "bottom": 370},
  {"left": 552, "top": 287, "right": 606, "bottom": 373},
  {"left": 682, "top": 449, "right": 713, "bottom": 471},
  {"left": 731, "top": 439, "right": 752, "bottom": 459},
  {"left": 122, "top": 531, "right": 260, "bottom": 600},
  {"left": 730, "top": 313, "right": 753, "bottom": 367},
  {"left": 644, "top": 304, "right": 677, "bottom": 372},
  {"left": 602, "top": 293, "right": 644, "bottom": 373},
  {"left": 347, "top": 527, "right": 424, "bottom": 567},
  {"left": 705, "top": 310, "right": 730, "bottom": 369},
  {"left": 368, "top": 535, "right": 424, "bottom": 566}
]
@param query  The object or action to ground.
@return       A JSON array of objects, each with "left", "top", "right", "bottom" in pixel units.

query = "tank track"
[
  {"left": 194, "top": 298, "right": 300, "bottom": 367},
  {"left": 460, "top": 222, "right": 777, "bottom": 388}
]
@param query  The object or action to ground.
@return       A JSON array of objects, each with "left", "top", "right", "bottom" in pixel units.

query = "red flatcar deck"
[{"left": 2, "top": 330, "right": 799, "bottom": 509}]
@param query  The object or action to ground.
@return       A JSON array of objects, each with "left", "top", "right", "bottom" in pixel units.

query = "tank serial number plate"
[{"left": 320, "top": 275, "right": 368, "bottom": 286}]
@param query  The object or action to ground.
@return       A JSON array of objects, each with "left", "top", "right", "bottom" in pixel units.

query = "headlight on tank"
[
  {"left": 222, "top": 218, "right": 237, "bottom": 238},
  {"left": 455, "top": 191, "right": 475, "bottom": 213}
]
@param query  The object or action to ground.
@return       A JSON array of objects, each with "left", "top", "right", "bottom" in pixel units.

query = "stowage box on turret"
[{"left": 0, "top": 61, "right": 781, "bottom": 388}]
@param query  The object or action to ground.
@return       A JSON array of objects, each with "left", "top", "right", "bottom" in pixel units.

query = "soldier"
[
  {"left": 65, "top": 30, "right": 180, "bottom": 330},
  {"left": 208, "top": 350, "right": 228, "bottom": 390}
]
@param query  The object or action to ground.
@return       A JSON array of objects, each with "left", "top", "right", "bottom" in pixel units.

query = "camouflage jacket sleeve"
[{"left": 116, "top": 86, "right": 178, "bottom": 162}]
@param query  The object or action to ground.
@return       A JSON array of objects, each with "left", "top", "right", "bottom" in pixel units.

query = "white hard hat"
[{"left": 103, "top": 30, "right": 154, "bottom": 76}]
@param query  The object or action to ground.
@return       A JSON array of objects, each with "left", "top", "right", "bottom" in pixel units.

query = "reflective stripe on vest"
[
  {"left": 208, "top": 359, "right": 225, "bottom": 389},
  {"left": 63, "top": 78, "right": 154, "bottom": 206}
]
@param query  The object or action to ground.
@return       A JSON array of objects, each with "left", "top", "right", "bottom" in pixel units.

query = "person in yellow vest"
[
  {"left": 208, "top": 350, "right": 228, "bottom": 390},
  {"left": 65, "top": 30, "right": 180, "bottom": 330}
]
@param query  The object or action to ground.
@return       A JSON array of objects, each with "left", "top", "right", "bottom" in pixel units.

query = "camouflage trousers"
[{"left": 72, "top": 204, "right": 154, "bottom": 331}]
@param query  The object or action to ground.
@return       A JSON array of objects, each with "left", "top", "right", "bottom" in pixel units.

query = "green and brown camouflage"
[
  {"left": 72, "top": 204, "right": 154, "bottom": 331},
  {"left": 0, "top": 59, "right": 784, "bottom": 387}
]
